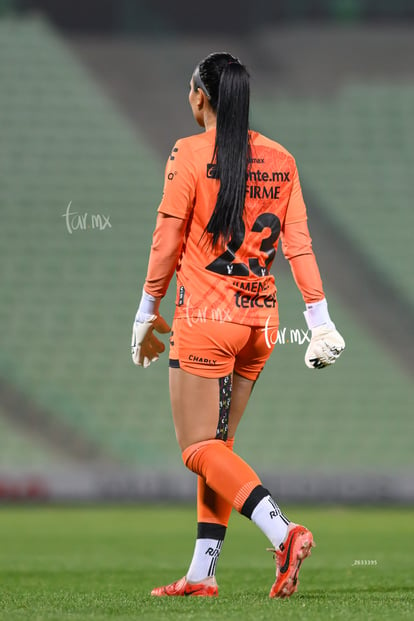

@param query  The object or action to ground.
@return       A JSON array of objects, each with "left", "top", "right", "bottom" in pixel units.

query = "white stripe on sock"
[
  {"left": 251, "top": 495, "right": 289, "bottom": 549},
  {"left": 187, "top": 538, "right": 223, "bottom": 583}
]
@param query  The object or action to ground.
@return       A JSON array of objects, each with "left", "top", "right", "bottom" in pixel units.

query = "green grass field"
[{"left": 0, "top": 505, "right": 413, "bottom": 620}]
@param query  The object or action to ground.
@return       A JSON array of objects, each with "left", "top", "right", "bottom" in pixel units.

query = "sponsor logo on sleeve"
[{"left": 169, "top": 147, "right": 179, "bottom": 161}]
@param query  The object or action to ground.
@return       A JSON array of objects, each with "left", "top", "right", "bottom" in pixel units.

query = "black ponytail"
[{"left": 194, "top": 53, "right": 251, "bottom": 248}]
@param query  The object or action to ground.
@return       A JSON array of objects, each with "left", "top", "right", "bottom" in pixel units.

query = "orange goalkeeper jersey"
[{"left": 156, "top": 128, "right": 314, "bottom": 327}]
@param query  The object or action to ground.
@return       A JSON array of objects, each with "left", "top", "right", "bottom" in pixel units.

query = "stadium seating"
[
  {"left": 246, "top": 86, "right": 414, "bottom": 473},
  {"left": 0, "top": 407, "right": 61, "bottom": 469},
  {"left": 254, "top": 84, "right": 414, "bottom": 306},
  {"left": 0, "top": 18, "right": 413, "bottom": 489},
  {"left": 0, "top": 17, "right": 180, "bottom": 471}
]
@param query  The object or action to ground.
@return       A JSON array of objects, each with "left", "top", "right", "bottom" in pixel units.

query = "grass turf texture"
[{"left": 0, "top": 506, "right": 413, "bottom": 620}]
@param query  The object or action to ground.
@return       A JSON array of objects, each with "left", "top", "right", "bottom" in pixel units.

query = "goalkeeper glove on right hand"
[
  {"left": 131, "top": 314, "right": 170, "bottom": 368},
  {"left": 303, "top": 298, "right": 345, "bottom": 369},
  {"left": 131, "top": 289, "right": 170, "bottom": 368}
]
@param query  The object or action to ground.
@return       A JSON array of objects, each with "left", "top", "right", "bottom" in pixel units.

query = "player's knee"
[{"left": 182, "top": 439, "right": 224, "bottom": 473}]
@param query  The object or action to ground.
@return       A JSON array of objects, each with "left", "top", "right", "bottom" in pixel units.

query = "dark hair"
[{"left": 193, "top": 52, "right": 251, "bottom": 248}]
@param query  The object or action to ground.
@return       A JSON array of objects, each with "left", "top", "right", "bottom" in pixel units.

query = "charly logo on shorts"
[{"left": 189, "top": 354, "right": 217, "bottom": 366}]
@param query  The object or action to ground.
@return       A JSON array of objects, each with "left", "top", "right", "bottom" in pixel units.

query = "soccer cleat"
[
  {"left": 151, "top": 576, "right": 218, "bottom": 597},
  {"left": 269, "top": 523, "right": 315, "bottom": 598}
]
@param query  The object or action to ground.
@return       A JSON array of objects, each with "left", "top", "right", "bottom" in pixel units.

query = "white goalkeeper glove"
[
  {"left": 131, "top": 289, "right": 170, "bottom": 368},
  {"left": 303, "top": 299, "right": 345, "bottom": 369}
]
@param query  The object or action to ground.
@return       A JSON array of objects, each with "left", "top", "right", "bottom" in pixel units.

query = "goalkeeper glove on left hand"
[
  {"left": 304, "top": 325, "right": 345, "bottom": 369},
  {"left": 303, "top": 299, "right": 345, "bottom": 369}
]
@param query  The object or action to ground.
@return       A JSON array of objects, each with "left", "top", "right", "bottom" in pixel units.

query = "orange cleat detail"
[
  {"left": 269, "top": 523, "right": 315, "bottom": 598},
  {"left": 151, "top": 576, "right": 218, "bottom": 597}
]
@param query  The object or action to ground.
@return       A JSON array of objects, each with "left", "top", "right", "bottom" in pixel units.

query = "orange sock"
[
  {"left": 197, "top": 437, "right": 235, "bottom": 526},
  {"left": 183, "top": 438, "right": 261, "bottom": 513}
]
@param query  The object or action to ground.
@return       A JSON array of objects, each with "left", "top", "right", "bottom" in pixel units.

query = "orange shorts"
[{"left": 169, "top": 317, "right": 277, "bottom": 380}]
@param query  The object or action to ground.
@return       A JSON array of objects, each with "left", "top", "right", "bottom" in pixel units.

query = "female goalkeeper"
[{"left": 131, "top": 52, "right": 345, "bottom": 599}]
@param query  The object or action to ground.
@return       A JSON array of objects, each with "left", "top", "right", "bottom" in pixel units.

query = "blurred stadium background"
[{"left": 0, "top": 0, "right": 413, "bottom": 503}]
